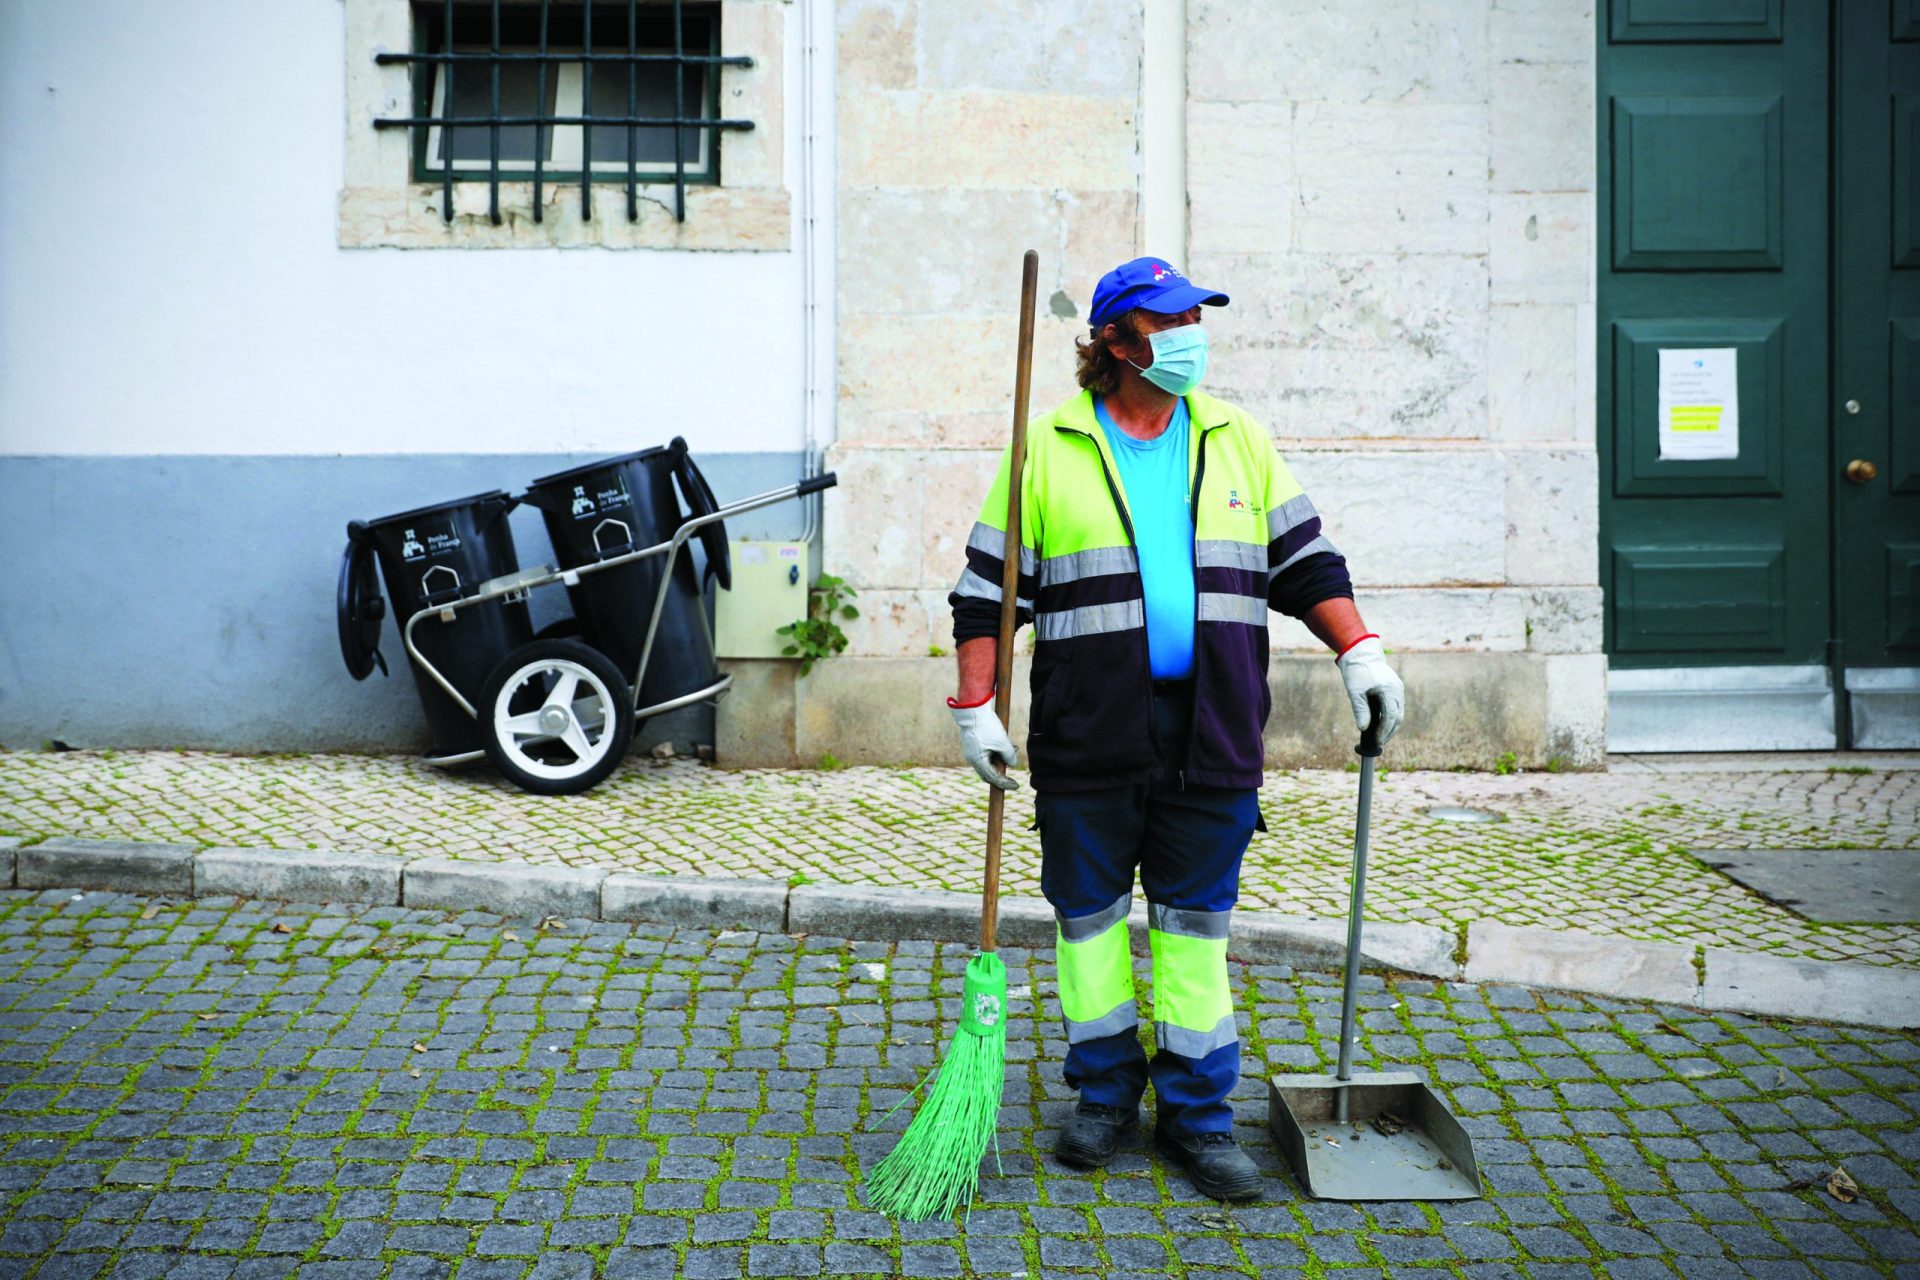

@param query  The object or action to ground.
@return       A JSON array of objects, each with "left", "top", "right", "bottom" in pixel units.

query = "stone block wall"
[
  {"left": 824, "top": 0, "right": 1145, "bottom": 662},
  {"left": 767, "top": 0, "right": 1608, "bottom": 771},
  {"left": 1185, "top": 0, "right": 1605, "bottom": 764}
]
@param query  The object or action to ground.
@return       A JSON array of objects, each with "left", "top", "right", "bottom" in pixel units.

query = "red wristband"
[
  {"left": 1334, "top": 632, "right": 1379, "bottom": 660},
  {"left": 947, "top": 688, "right": 995, "bottom": 709}
]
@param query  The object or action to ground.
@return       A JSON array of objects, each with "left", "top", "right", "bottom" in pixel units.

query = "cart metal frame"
[{"left": 398, "top": 475, "right": 831, "bottom": 767}]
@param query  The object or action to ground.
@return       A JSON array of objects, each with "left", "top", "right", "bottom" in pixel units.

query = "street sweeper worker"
[{"left": 945, "top": 256, "right": 1406, "bottom": 1202}]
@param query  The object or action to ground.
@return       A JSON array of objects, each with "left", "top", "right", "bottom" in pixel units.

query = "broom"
[{"left": 865, "top": 249, "right": 1040, "bottom": 1222}]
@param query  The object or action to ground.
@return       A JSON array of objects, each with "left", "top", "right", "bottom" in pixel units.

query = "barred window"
[{"left": 373, "top": 1, "right": 754, "bottom": 225}]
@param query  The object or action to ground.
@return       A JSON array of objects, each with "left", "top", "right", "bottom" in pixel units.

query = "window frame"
[
  {"left": 411, "top": 18, "right": 723, "bottom": 186},
  {"left": 339, "top": 0, "right": 790, "bottom": 251}
]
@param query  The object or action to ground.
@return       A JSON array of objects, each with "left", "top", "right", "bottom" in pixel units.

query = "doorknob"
[{"left": 1846, "top": 459, "right": 1878, "bottom": 484}]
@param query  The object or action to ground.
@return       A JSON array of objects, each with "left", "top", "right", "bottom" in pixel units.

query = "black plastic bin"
[
  {"left": 520, "top": 437, "right": 731, "bottom": 712},
  {"left": 345, "top": 490, "right": 532, "bottom": 757}
]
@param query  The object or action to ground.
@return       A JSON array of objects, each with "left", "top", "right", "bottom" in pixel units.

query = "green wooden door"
[
  {"left": 1835, "top": 4, "right": 1920, "bottom": 738},
  {"left": 1597, "top": 0, "right": 1833, "bottom": 674}
]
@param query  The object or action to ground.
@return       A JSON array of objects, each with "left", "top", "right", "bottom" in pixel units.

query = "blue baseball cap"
[{"left": 1087, "top": 257, "right": 1229, "bottom": 330}]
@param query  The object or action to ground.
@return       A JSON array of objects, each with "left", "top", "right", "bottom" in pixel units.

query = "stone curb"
[{"left": 4, "top": 835, "right": 1915, "bottom": 1030}]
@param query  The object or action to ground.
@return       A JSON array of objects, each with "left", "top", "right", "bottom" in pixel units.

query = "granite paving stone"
[{"left": 0, "top": 888, "right": 1912, "bottom": 1277}]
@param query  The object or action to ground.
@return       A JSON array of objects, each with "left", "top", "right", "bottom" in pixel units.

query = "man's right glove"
[{"left": 948, "top": 690, "right": 1021, "bottom": 791}]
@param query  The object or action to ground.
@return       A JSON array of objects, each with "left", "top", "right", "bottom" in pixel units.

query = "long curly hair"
[{"left": 1073, "top": 309, "right": 1145, "bottom": 397}]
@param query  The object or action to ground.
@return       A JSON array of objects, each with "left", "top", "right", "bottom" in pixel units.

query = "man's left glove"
[
  {"left": 1335, "top": 635, "right": 1404, "bottom": 746},
  {"left": 948, "top": 690, "right": 1021, "bottom": 791}
]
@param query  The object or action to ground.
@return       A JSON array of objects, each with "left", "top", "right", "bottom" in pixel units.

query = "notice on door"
[{"left": 1657, "top": 347, "right": 1739, "bottom": 461}]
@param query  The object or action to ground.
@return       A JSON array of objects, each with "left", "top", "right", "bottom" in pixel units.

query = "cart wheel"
[{"left": 480, "top": 639, "right": 634, "bottom": 795}]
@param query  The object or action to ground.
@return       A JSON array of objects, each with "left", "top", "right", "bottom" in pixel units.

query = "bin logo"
[
  {"left": 577, "top": 479, "right": 631, "bottom": 519},
  {"left": 1226, "top": 489, "right": 1245, "bottom": 510},
  {"left": 403, "top": 519, "right": 460, "bottom": 561}
]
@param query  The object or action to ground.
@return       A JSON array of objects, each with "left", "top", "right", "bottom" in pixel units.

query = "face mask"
[{"left": 1128, "top": 323, "right": 1209, "bottom": 396}]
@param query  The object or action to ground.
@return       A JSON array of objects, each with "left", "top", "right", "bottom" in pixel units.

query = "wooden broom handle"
[{"left": 981, "top": 249, "right": 1039, "bottom": 952}]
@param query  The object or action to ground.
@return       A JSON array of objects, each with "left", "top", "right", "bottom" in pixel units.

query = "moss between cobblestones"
[{"left": 1, "top": 888, "right": 1916, "bottom": 1277}]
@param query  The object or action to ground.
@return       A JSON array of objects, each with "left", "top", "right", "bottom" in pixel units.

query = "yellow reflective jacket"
[{"left": 949, "top": 388, "right": 1352, "bottom": 792}]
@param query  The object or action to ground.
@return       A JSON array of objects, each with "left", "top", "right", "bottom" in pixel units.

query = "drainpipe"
[{"left": 796, "top": 0, "right": 834, "bottom": 545}]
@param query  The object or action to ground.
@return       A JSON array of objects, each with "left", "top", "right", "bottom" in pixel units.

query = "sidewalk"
[
  {"left": 0, "top": 887, "right": 1914, "bottom": 1278},
  {"left": 1, "top": 748, "right": 1917, "bottom": 968}
]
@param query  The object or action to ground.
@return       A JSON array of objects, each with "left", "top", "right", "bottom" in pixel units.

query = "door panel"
[
  {"left": 1598, "top": 0, "right": 1831, "bottom": 671},
  {"left": 1610, "top": 96, "right": 1782, "bottom": 269},
  {"left": 1611, "top": 318, "right": 1784, "bottom": 496},
  {"left": 1836, "top": 3, "right": 1920, "bottom": 670},
  {"left": 1609, "top": 0, "right": 1781, "bottom": 44}
]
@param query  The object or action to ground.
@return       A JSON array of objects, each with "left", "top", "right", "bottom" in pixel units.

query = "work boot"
[
  {"left": 1153, "top": 1127, "right": 1264, "bottom": 1201},
  {"left": 1053, "top": 1100, "right": 1140, "bottom": 1168}
]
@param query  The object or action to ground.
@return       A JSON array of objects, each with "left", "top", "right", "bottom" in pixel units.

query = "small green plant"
[
  {"left": 777, "top": 572, "right": 859, "bottom": 676},
  {"left": 1544, "top": 755, "right": 1568, "bottom": 774},
  {"left": 1827, "top": 765, "right": 1872, "bottom": 775},
  {"left": 1492, "top": 751, "right": 1518, "bottom": 776},
  {"left": 789, "top": 871, "right": 814, "bottom": 888},
  {"left": 927, "top": 643, "right": 948, "bottom": 658},
  {"left": 818, "top": 752, "right": 844, "bottom": 771}
]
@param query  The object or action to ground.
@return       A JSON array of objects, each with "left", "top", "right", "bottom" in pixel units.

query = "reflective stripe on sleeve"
[
  {"left": 1266, "top": 494, "right": 1318, "bottom": 543},
  {"left": 967, "top": 520, "right": 1037, "bottom": 577},
  {"left": 953, "top": 565, "right": 1035, "bottom": 612},
  {"left": 1269, "top": 533, "right": 1337, "bottom": 579}
]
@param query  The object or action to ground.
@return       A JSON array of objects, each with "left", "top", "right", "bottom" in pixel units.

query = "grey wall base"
[
  {"left": 0, "top": 452, "right": 809, "bottom": 754},
  {"left": 6, "top": 838, "right": 1914, "bottom": 1031}
]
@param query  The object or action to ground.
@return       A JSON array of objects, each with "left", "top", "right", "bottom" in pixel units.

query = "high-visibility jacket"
[{"left": 949, "top": 388, "right": 1353, "bottom": 792}]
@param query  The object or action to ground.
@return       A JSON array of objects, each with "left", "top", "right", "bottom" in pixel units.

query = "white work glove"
[
  {"left": 947, "top": 691, "right": 1021, "bottom": 791},
  {"left": 1335, "top": 635, "right": 1405, "bottom": 746}
]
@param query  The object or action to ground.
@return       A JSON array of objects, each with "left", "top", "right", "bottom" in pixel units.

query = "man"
[{"left": 945, "top": 257, "right": 1405, "bottom": 1201}]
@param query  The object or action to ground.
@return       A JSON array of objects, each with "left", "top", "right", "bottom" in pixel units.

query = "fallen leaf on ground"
[
  {"left": 1193, "top": 1211, "right": 1231, "bottom": 1230},
  {"left": 1827, "top": 1167, "right": 1859, "bottom": 1203},
  {"left": 408, "top": 1068, "right": 422, "bottom": 1079},
  {"left": 271, "top": 923, "right": 293, "bottom": 935},
  {"left": 537, "top": 915, "right": 565, "bottom": 932},
  {"left": 501, "top": 930, "right": 520, "bottom": 943},
  {"left": 411, "top": 1042, "right": 428, "bottom": 1054},
  {"left": 196, "top": 1013, "right": 219, "bottom": 1022},
  {"left": 139, "top": 904, "right": 162, "bottom": 921}
]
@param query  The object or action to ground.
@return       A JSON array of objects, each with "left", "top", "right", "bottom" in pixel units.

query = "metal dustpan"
[{"left": 1268, "top": 693, "right": 1482, "bottom": 1201}]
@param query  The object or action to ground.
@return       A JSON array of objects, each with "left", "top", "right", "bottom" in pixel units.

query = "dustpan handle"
[{"left": 1335, "top": 690, "right": 1385, "bottom": 1095}]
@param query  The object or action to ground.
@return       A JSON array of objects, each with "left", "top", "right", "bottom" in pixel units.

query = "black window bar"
[{"left": 373, "top": 0, "right": 754, "bottom": 225}]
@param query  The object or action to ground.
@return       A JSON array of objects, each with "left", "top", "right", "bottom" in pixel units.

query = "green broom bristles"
[{"left": 865, "top": 950, "right": 1008, "bottom": 1221}]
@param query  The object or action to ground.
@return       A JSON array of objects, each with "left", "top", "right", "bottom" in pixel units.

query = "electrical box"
[{"left": 715, "top": 540, "right": 811, "bottom": 658}]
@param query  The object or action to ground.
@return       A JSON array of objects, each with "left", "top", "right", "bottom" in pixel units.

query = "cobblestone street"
[
  {"left": 2, "top": 750, "right": 1917, "bottom": 966},
  {"left": 0, "top": 888, "right": 1915, "bottom": 1278}
]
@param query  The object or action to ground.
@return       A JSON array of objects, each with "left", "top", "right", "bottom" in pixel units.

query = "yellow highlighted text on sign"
[{"left": 1669, "top": 406, "right": 1723, "bottom": 433}]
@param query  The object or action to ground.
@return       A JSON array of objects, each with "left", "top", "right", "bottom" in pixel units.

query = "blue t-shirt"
[{"left": 1094, "top": 396, "right": 1196, "bottom": 679}]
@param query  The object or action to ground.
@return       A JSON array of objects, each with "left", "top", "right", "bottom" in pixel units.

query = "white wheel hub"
[{"left": 492, "top": 658, "right": 619, "bottom": 781}]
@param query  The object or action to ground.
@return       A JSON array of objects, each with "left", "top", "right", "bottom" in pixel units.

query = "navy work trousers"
[{"left": 1034, "top": 681, "right": 1260, "bottom": 1138}]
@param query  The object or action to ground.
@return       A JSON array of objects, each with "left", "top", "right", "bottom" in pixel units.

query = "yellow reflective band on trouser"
[
  {"left": 1055, "top": 894, "right": 1137, "bottom": 1044},
  {"left": 1148, "top": 925, "right": 1238, "bottom": 1059}
]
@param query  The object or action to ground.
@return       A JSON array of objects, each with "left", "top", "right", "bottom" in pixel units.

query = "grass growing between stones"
[{"left": 0, "top": 888, "right": 1915, "bottom": 1278}]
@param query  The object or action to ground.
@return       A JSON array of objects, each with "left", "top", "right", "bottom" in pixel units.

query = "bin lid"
[
  {"left": 527, "top": 446, "right": 672, "bottom": 490},
  {"left": 365, "top": 488, "right": 515, "bottom": 531},
  {"left": 337, "top": 527, "right": 388, "bottom": 681}
]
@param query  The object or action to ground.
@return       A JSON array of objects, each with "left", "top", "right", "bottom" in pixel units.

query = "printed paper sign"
[{"left": 1657, "top": 347, "right": 1739, "bottom": 461}]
